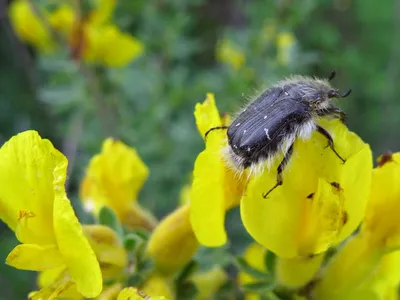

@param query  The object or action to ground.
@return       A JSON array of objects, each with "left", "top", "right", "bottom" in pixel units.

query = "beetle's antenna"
[
  {"left": 328, "top": 71, "right": 336, "bottom": 81},
  {"left": 204, "top": 126, "right": 228, "bottom": 140},
  {"left": 341, "top": 89, "right": 352, "bottom": 98}
]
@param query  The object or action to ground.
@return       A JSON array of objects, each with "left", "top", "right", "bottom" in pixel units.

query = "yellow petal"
[
  {"left": 238, "top": 243, "right": 267, "bottom": 286},
  {"left": 83, "top": 224, "right": 127, "bottom": 268},
  {"left": 190, "top": 94, "right": 246, "bottom": 247},
  {"left": 194, "top": 93, "right": 223, "bottom": 138},
  {"left": 0, "top": 130, "right": 66, "bottom": 244},
  {"left": 313, "top": 234, "right": 383, "bottom": 300},
  {"left": 38, "top": 266, "right": 66, "bottom": 288},
  {"left": 140, "top": 274, "right": 174, "bottom": 299},
  {"left": 241, "top": 119, "right": 372, "bottom": 257},
  {"left": 88, "top": 24, "right": 144, "bottom": 67},
  {"left": 216, "top": 39, "right": 245, "bottom": 70},
  {"left": 89, "top": 0, "right": 117, "bottom": 25},
  {"left": 276, "top": 254, "right": 324, "bottom": 288},
  {"left": 344, "top": 250, "right": 400, "bottom": 300},
  {"left": 237, "top": 243, "right": 267, "bottom": 300},
  {"left": 363, "top": 153, "right": 400, "bottom": 250},
  {"left": 190, "top": 148, "right": 227, "bottom": 246},
  {"left": 119, "top": 203, "right": 158, "bottom": 231},
  {"left": 31, "top": 270, "right": 83, "bottom": 300},
  {"left": 97, "top": 283, "right": 123, "bottom": 300},
  {"left": 8, "top": 0, "right": 54, "bottom": 52},
  {"left": 190, "top": 266, "right": 227, "bottom": 300},
  {"left": 49, "top": 5, "right": 75, "bottom": 36},
  {"left": 53, "top": 184, "right": 102, "bottom": 297},
  {"left": 80, "top": 138, "right": 149, "bottom": 221},
  {"left": 146, "top": 205, "right": 198, "bottom": 275},
  {"left": 6, "top": 244, "right": 64, "bottom": 271}
]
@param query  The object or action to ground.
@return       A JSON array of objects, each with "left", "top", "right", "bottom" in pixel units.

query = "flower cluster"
[
  {"left": 8, "top": 0, "right": 143, "bottom": 67},
  {"left": 1, "top": 92, "right": 400, "bottom": 299}
]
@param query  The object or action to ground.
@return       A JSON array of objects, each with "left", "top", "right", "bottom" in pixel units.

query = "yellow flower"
[
  {"left": 49, "top": 5, "right": 75, "bottom": 37},
  {"left": 276, "top": 255, "right": 324, "bottom": 288},
  {"left": 97, "top": 283, "right": 123, "bottom": 300},
  {"left": 190, "top": 266, "right": 227, "bottom": 300},
  {"left": 238, "top": 243, "right": 267, "bottom": 300},
  {"left": 241, "top": 118, "right": 372, "bottom": 257},
  {"left": 118, "top": 287, "right": 169, "bottom": 300},
  {"left": 88, "top": 24, "right": 144, "bottom": 67},
  {"left": 31, "top": 225, "right": 126, "bottom": 299},
  {"left": 146, "top": 204, "right": 198, "bottom": 275},
  {"left": 276, "top": 32, "right": 296, "bottom": 65},
  {"left": 190, "top": 93, "right": 247, "bottom": 247},
  {"left": 216, "top": 39, "right": 245, "bottom": 70},
  {"left": 83, "top": 225, "right": 128, "bottom": 280},
  {"left": 80, "top": 138, "right": 157, "bottom": 231},
  {"left": 0, "top": 131, "right": 102, "bottom": 298},
  {"left": 8, "top": 0, "right": 54, "bottom": 52},
  {"left": 140, "top": 274, "right": 174, "bottom": 299},
  {"left": 313, "top": 153, "right": 400, "bottom": 299},
  {"left": 88, "top": 0, "right": 118, "bottom": 25}
]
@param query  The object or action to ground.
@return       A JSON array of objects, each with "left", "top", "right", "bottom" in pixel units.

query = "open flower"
[
  {"left": 80, "top": 138, "right": 157, "bottom": 231},
  {"left": 190, "top": 94, "right": 372, "bottom": 258},
  {"left": 8, "top": 0, "right": 54, "bottom": 52},
  {"left": 8, "top": 0, "right": 144, "bottom": 67},
  {"left": 241, "top": 118, "right": 372, "bottom": 258},
  {"left": 216, "top": 39, "right": 246, "bottom": 70},
  {"left": 313, "top": 153, "right": 400, "bottom": 299},
  {"left": 0, "top": 131, "right": 102, "bottom": 298},
  {"left": 190, "top": 93, "right": 247, "bottom": 247},
  {"left": 30, "top": 224, "right": 127, "bottom": 299},
  {"left": 276, "top": 32, "right": 296, "bottom": 65}
]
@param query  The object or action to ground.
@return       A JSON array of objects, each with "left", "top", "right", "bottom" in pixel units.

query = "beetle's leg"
[
  {"left": 316, "top": 125, "right": 346, "bottom": 163},
  {"left": 263, "top": 143, "right": 294, "bottom": 199},
  {"left": 316, "top": 107, "right": 347, "bottom": 123},
  {"left": 204, "top": 126, "right": 229, "bottom": 140}
]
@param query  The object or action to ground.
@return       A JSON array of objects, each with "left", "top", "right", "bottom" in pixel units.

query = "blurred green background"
[{"left": 0, "top": 0, "right": 399, "bottom": 298}]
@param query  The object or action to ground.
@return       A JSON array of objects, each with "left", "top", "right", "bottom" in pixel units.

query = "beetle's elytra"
[{"left": 205, "top": 72, "right": 351, "bottom": 198}]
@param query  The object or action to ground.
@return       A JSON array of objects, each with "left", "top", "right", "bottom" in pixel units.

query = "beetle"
[{"left": 205, "top": 71, "right": 351, "bottom": 198}]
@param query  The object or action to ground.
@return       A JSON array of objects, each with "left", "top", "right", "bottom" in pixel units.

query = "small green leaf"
[
  {"left": 127, "top": 273, "right": 144, "bottom": 287},
  {"left": 176, "top": 281, "right": 198, "bottom": 300},
  {"left": 241, "top": 280, "right": 276, "bottom": 294},
  {"left": 214, "top": 280, "right": 237, "bottom": 300},
  {"left": 98, "top": 206, "right": 124, "bottom": 240},
  {"left": 124, "top": 234, "right": 138, "bottom": 251},
  {"left": 264, "top": 251, "right": 276, "bottom": 275},
  {"left": 235, "top": 257, "right": 271, "bottom": 280},
  {"left": 176, "top": 260, "right": 198, "bottom": 282},
  {"left": 138, "top": 258, "right": 155, "bottom": 274},
  {"left": 260, "top": 293, "right": 281, "bottom": 300},
  {"left": 130, "top": 229, "right": 151, "bottom": 241}
]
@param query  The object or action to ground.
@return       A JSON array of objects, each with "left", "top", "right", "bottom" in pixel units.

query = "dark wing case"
[{"left": 227, "top": 86, "right": 311, "bottom": 165}]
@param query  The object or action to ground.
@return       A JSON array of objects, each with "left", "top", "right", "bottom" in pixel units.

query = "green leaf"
[
  {"left": 138, "top": 258, "right": 155, "bottom": 274},
  {"left": 214, "top": 280, "right": 237, "bottom": 300},
  {"left": 264, "top": 251, "right": 276, "bottom": 276},
  {"left": 124, "top": 234, "right": 138, "bottom": 251},
  {"left": 131, "top": 229, "right": 151, "bottom": 241},
  {"left": 260, "top": 293, "right": 281, "bottom": 300},
  {"left": 127, "top": 273, "right": 144, "bottom": 287},
  {"left": 235, "top": 257, "right": 271, "bottom": 280},
  {"left": 176, "top": 281, "right": 198, "bottom": 300},
  {"left": 241, "top": 280, "right": 276, "bottom": 294},
  {"left": 98, "top": 206, "right": 124, "bottom": 241},
  {"left": 176, "top": 260, "right": 198, "bottom": 282}
]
